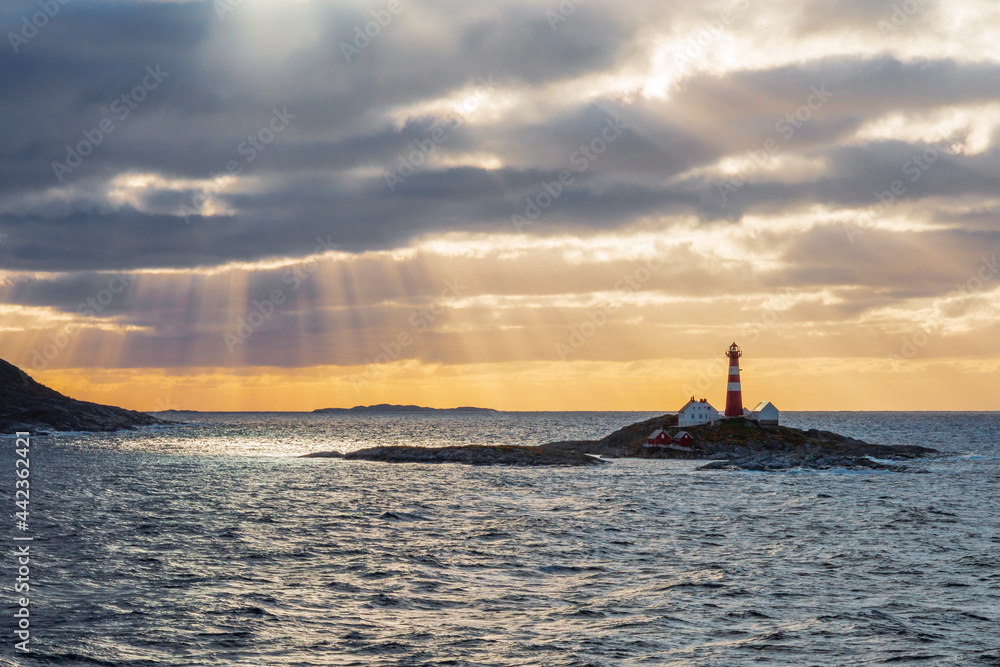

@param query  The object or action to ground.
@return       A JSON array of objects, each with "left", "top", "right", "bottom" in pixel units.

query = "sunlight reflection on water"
[{"left": 3, "top": 411, "right": 998, "bottom": 666}]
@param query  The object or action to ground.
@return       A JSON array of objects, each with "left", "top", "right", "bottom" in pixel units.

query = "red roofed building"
[
  {"left": 672, "top": 431, "right": 694, "bottom": 448},
  {"left": 645, "top": 429, "right": 671, "bottom": 447}
]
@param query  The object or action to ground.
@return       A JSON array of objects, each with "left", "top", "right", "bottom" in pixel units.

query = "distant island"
[
  {"left": 313, "top": 404, "right": 497, "bottom": 413},
  {"left": 0, "top": 358, "right": 168, "bottom": 433}
]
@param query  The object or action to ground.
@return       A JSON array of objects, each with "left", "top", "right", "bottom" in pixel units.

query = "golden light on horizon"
[
  {"left": 24, "top": 355, "right": 1000, "bottom": 413},
  {"left": 3, "top": 216, "right": 998, "bottom": 411}
]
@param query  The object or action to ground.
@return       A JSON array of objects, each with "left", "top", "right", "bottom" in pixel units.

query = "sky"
[{"left": 1, "top": 0, "right": 999, "bottom": 412}]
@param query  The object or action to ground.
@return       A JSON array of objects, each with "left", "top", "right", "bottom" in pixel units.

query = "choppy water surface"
[{"left": 2, "top": 412, "right": 998, "bottom": 666}]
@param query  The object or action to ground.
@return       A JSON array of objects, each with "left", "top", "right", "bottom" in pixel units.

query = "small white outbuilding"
[
  {"left": 749, "top": 401, "right": 780, "bottom": 426},
  {"left": 677, "top": 397, "right": 720, "bottom": 427}
]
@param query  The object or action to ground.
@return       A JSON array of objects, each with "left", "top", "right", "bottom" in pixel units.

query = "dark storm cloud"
[
  {"left": 1, "top": 0, "right": 998, "bottom": 277},
  {"left": 709, "top": 140, "right": 1000, "bottom": 218}
]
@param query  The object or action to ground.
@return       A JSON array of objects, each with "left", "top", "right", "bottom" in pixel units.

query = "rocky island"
[
  {"left": 0, "top": 358, "right": 168, "bottom": 433},
  {"left": 302, "top": 445, "right": 602, "bottom": 466},
  {"left": 351, "top": 445, "right": 601, "bottom": 466},
  {"left": 539, "top": 414, "right": 938, "bottom": 472},
  {"left": 301, "top": 413, "right": 937, "bottom": 470}
]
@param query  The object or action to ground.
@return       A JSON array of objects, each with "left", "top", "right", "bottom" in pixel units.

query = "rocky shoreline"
[
  {"left": 0, "top": 358, "right": 168, "bottom": 434},
  {"left": 300, "top": 415, "right": 938, "bottom": 471},
  {"left": 539, "top": 415, "right": 938, "bottom": 472},
  {"left": 305, "top": 445, "right": 603, "bottom": 466}
]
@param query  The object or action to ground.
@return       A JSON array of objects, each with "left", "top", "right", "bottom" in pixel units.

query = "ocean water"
[{"left": 2, "top": 411, "right": 998, "bottom": 666}]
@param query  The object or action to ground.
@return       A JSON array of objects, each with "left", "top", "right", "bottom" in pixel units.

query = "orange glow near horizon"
[
  {"left": 28, "top": 356, "right": 1000, "bottom": 413},
  {"left": 4, "top": 223, "right": 998, "bottom": 414}
]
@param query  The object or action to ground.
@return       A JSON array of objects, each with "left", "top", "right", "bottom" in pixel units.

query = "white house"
[
  {"left": 677, "top": 397, "right": 720, "bottom": 427},
  {"left": 749, "top": 401, "right": 780, "bottom": 426}
]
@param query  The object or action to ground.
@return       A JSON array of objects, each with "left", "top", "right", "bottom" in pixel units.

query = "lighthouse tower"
[{"left": 724, "top": 342, "right": 743, "bottom": 417}]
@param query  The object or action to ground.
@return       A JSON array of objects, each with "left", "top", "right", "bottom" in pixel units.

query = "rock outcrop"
[
  {"left": 540, "top": 413, "right": 679, "bottom": 458},
  {"left": 687, "top": 419, "right": 936, "bottom": 471},
  {"left": 0, "top": 358, "right": 167, "bottom": 433},
  {"left": 300, "top": 450, "right": 344, "bottom": 458},
  {"left": 540, "top": 416, "right": 937, "bottom": 471},
  {"left": 341, "top": 445, "right": 603, "bottom": 466}
]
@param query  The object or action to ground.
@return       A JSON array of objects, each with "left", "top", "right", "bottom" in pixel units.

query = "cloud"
[{"left": 0, "top": 0, "right": 998, "bottom": 399}]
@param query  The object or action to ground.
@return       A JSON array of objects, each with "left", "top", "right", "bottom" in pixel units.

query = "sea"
[{"left": 1, "top": 411, "right": 998, "bottom": 666}]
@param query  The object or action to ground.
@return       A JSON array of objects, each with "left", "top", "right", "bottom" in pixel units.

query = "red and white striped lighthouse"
[{"left": 724, "top": 342, "right": 743, "bottom": 417}]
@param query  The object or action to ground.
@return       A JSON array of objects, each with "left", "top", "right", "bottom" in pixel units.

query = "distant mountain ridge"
[
  {"left": 0, "top": 358, "right": 167, "bottom": 433},
  {"left": 313, "top": 404, "right": 497, "bottom": 413}
]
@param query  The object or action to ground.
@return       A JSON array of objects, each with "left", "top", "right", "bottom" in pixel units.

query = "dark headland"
[{"left": 0, "top": 358, "right": 167, "bottom": 433}]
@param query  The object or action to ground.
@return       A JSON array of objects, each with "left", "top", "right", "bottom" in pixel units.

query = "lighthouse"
[{"left": 724, "top": 342, "right": 743, "bottom": 417}]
